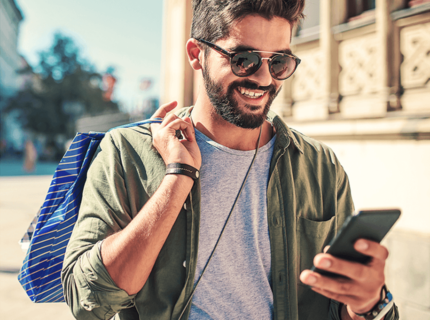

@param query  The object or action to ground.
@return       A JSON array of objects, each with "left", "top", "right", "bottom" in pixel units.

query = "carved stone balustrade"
[
  {"left": 399, "top": 18, "right": 430, "bottom": 114},
  {"left": 291, "top": 46, "right": 326, "bottom": 120}
]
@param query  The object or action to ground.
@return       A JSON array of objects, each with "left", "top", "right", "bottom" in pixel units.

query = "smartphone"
[{"left": 311, "top": 209, "right": 401, "bottom": 278}]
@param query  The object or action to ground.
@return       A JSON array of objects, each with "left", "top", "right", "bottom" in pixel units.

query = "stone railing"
[
  {"left": 395, "top": 7, "right": 430, "bottom": 114},
  {"left": 283, "top": 1, "right": 430, "bottom": 123}
]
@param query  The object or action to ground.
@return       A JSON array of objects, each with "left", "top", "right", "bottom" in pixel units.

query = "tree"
[{"left": 5, "top": 33, "right": 120, "bottom": 157}]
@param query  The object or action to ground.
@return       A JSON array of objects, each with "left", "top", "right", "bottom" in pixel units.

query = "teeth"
[{"left": 238, "top": 87, "right": 264, "bottom": 99}]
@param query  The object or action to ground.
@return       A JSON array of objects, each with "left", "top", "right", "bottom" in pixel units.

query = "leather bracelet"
[
  {"left": 166, "top": 163, "right": 200, "bottom": 180},
  {"left": 354, "top": 285, "right": 394, "bottom": 320}
]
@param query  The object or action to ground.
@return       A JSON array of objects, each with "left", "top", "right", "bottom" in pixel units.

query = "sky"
[{"left": 16, "top": 0, "right": 164, "bottom": 112}]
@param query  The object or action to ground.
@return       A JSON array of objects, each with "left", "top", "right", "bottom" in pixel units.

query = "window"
[{"left": 347, "top": 0, "right": 376, "bottom": 21}]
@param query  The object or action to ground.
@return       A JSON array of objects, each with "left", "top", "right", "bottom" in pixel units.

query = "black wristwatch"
[{"left": 354, "top": 285, "right": 394, "bottom": 320}]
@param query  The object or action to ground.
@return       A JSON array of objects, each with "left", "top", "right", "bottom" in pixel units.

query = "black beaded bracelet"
[
  {"left": 354, "top": 285, "right": 393, "bottom": 320},
  {"left": 166, "top": 163, "right": 200, "bottom": 180}
]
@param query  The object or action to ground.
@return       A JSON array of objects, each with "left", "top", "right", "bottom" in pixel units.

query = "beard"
[{"left": 202, "top": 61, "right": 280, "bottom": 129}]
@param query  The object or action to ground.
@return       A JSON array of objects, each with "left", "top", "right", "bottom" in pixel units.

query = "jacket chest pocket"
[{"left": 297, "top": 216, "right": 336, "bottom": 285}]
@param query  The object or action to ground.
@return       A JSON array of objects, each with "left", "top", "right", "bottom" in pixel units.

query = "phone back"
[
  {"left": 311, "top": 209, "right": 401, "bottom": 278},
  {"left": 328, "top": 210, "right": 400, "bottom": 263}
]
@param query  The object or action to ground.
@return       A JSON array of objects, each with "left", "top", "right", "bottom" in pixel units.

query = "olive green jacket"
[{"left": 62, "top": 107, "right": 398, "bottom": 320}]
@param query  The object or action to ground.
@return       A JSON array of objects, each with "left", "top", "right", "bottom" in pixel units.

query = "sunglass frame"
[{"left": 196, "top": 38, "right": 301, "bottom": 80}]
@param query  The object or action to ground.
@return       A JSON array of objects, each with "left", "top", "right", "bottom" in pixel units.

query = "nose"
[{"left": 247, "top": 58, "right": 274, "bottom": 87}]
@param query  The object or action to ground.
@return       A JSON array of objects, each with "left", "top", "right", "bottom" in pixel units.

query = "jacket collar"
[{"left": 266, "top": 110, "right": 303, "bottom": 154}]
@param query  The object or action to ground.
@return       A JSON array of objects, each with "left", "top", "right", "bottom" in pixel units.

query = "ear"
[{"left": 186, "top": 39, "right": 203, "bottom": 71}]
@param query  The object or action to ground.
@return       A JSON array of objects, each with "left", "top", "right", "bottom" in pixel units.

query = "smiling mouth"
[{"left": 237, "top": 86, "right": 266, "bottom": 99}]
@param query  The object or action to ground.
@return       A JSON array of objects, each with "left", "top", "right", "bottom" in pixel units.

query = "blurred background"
[{"left": 1, "top": 0, "right": 429, "bottom": 319}]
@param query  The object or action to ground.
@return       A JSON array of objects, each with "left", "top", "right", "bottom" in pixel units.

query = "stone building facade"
[
  {"left": 0, "top": 0, "right": 22, "bottom": 98},
  {"left": 0, "top": 0, "right": 24, "bottom": 152},
  {"left": 161, "top": 0, "right": 430, "bottom": 318}
]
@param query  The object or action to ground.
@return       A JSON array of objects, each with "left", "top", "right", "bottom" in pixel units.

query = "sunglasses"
[{"left": 196, "top": 38, "right": 301, "bottom": 80}]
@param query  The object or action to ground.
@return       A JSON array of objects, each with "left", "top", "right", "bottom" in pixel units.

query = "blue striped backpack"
[{"left": 18, "top": 118, "right": 162, "bottom": 303}]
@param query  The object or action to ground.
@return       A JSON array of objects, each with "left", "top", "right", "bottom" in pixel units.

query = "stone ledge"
[
  {"left": 392, "top": 3, "right": 430, "bottom": 21},
  {"left": 291, "top": 26, "right": 320, "bottom": 45},
  {"left": 286, "top": 115, "right": 430, "bottom": 140},
  {"left": 332, "top": 12, "right": 376, "bottom": 35}
]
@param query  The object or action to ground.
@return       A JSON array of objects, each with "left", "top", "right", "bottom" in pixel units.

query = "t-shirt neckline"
[{"left": 195, "top": 128, "right": 276, "bottom": 157}]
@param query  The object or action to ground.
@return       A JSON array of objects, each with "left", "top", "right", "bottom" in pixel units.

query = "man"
[{"left": 62, "top": 1, "right": 399, "bottom": 319}]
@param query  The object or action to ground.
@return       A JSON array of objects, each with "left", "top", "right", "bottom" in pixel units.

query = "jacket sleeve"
[{"left": 61, "top": 132, "right": 137, "bottom": 320}]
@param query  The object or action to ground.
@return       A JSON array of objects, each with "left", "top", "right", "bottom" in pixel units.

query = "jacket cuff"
[
  {"left": 328, "top": 300, "right": 342, "bottom": 320},
  {"left": 73, "top": 241, "right": 136, "bottom": 313}
]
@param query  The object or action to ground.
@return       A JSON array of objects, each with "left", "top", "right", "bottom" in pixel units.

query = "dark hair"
[{"left": 191, "top": 0, "right": 305, "bottom": 46}]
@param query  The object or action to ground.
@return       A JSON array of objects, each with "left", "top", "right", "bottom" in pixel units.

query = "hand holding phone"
[
  {"left": 311, "top": 209, "right": 401, "bottom": 278},
  {"left": 301, "top": 209, "right": 400, "bottom": 317}
]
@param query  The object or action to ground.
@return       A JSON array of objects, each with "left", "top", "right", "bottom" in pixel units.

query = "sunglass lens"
[
  {"left": 231, "top": 52, "right": 261, "bottom": 77},
  {"left": 270, "top": 55, "right": 296, "bottom": 80}
]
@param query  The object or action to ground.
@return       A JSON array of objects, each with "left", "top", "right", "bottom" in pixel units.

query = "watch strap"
[{"left": 166, "top": 163, "right": 200, "bottom": 180}]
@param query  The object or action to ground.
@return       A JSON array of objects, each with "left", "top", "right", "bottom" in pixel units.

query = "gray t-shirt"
[{"left": 188, "top": 128, "right": 276, "bottom": 320}]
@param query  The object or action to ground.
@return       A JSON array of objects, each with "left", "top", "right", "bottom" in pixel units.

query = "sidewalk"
[
  {"left": 0, "top": 176, "right": 75, "bottom": 320},
  {"left": 0, "top": 159, "right": 58, "bottom": 177}
]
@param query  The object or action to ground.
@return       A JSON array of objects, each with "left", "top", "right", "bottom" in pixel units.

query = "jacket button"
[
  {"left": 184, "top": 202, "right": 187, "bottom": 210},
  {"left": 183, "top": 260, "right": 186, "bottom": 267}
]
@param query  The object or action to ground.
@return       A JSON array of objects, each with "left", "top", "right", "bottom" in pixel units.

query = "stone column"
[
  {"left": 375, "top": 0, "right": 393, "bottom": 111},
  {"left": 320, "top": 0, "right": 339, "bottom": 114},
  {"left": 161, "top": 0, "right": 193, "bottom": 107}
]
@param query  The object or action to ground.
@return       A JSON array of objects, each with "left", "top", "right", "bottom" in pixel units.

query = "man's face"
[{"left": 201, "top": 15, "right": 292, "bottom": 129}]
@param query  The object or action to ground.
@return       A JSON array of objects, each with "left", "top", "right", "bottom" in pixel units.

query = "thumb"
[{"left": 152, "top": 101, "right": 178, "bottom": 119}]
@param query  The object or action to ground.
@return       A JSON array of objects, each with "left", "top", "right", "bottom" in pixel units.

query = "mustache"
[{"left": 231, "top": 80, "right": 275, "bottom": 92}]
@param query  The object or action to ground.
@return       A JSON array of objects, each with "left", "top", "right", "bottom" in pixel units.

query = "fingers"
[
  {"left": 310, "top": 241, "right": 388, "bottom": 280},
  {"left": 300, "top": 269, "right": 355, "bottom": 294},
  {"left": 354, "top": 239, "right": 389, "bottom": 261},
  {"left": 300, "top": 268, "right": 382, "bottom": 313},
  {"left": 301, "top": 268, "right": 371, "bottom": 296},
  {"left": 163, "top": 117, "right": 195, "bottom": 142},
  {"left": 149, "top": 102, "right": 201, "bottom": 170},
  {"left": 313, "top": 253, "right": 368, "bottom": 280},
  {"left": 300, "top": 240, "right": 390, "bottom": 315},
  {"left": 156, "top": 114, "right": 194, "bottom": 140},
  {"left": 310, "top": 287, "right": 362, "bottom": 309},
  {"left": 182, "top": 117, "right": 196, "bottom": 142},
  {"left": 151, "top": 101, "right": 178, "bottom": 119},
  {"left": 158, "top": 113, "right": 179, "bottom": 128}
]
